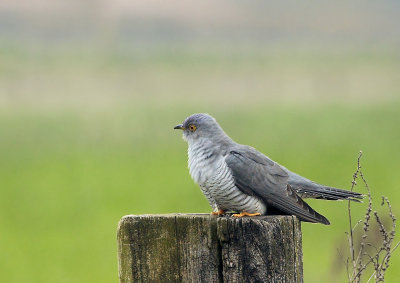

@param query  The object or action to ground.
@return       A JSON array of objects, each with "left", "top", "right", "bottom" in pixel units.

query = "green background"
[{"left": 1, "top": 1, "right": 400, "bottom": 282}]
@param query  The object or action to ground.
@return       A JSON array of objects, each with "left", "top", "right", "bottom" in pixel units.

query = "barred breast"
[{"left": 188, "top": 140, "right": 267, "bottom": 214}]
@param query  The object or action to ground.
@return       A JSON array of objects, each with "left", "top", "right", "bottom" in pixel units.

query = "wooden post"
[{"left": 117, "top": 214, "right": 303, "bottom": 283}]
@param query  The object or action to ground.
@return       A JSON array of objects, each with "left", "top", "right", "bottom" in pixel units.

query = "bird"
[{"left": 174, "top": 113, "right": 363, "bottom": 225}]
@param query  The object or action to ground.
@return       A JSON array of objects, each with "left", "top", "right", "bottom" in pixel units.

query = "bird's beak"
[{"left": 174, "top": 124, "right": 184, "bottom": 130}]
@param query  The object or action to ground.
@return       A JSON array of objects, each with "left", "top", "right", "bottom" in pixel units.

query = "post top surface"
[{"left": 119, "top": 213, "right": 299, "bottom": 223}]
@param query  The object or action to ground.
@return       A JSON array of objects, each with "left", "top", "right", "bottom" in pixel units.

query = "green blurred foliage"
[{"left": 0, "top": 46, "right": 399, "bottom": 283}]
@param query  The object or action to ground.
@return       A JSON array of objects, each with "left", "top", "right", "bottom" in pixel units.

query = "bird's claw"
[
  {"left": 232, "top": 212, "right": 261, "bottom": 217},
  {"left": 211, "top": 209, "right": 225, "bottom": 216}
]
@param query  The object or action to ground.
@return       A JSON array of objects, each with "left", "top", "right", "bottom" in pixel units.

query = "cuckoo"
[{"left": 174, "top": 113, "right": 363, "bottom": 225}]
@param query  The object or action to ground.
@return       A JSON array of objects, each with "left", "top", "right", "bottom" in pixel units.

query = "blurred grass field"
[{"left": 1, "top": 45, "right": 400, "bottom": 282}]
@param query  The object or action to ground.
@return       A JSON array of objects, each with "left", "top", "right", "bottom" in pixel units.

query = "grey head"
[{"left": 174, "top": 113, "right": 232, "bottom": 146}]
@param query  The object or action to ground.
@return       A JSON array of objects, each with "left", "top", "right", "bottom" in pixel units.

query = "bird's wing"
[{"left": 225, "top": 146, "right": 330, "bottom": 225}]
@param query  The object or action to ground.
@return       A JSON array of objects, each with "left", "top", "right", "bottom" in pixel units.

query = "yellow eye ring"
[{"left": 189, "top": 124, "right": 197, "bottom": 132}]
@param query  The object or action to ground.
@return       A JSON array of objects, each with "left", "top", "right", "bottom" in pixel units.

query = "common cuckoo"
[{"left": 174, "top": 113, "right": 362, "bottom": 225}]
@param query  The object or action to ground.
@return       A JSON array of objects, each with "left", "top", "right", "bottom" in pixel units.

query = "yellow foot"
[
  {"left": 232, "top": 212, "right": 261, "bottom": 217},
  {"left": 211, "top": 209, "right": 225, "bottom": 216}
]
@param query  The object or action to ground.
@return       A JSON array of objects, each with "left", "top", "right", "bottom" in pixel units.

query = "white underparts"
[{"left": 187, "top": 138, "right": 267, "bottom": 214}]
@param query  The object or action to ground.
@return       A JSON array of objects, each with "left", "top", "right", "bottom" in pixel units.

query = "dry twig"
[{"left": 345, "top": 151, "right": 397, "bottom": 282}]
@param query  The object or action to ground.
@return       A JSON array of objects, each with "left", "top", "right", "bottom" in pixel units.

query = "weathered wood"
[{"left": 117, "top": 214, "right": 303, "bottom": 283}]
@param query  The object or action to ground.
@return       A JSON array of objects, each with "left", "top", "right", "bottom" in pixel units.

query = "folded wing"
[{"left": 225, "top": 147, "right": 330, "bottom": 225}]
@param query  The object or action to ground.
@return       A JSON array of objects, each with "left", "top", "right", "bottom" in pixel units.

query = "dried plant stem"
[
  {"left": 348, "top": 151, "right": 363, "bottom": 281},
  {"left": 345, "top": 151, "right": 398, "bottom": 283},
  {"left": 354, "top": 169, "right": 372, "bottom": 280}
]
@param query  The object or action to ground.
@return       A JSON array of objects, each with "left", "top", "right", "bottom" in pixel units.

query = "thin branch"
[
  {"left": 355, "top": 173, "right": 372, "bottom": 277},
  {"left": 345, "top": 151, "right": 398, "bottom": 283},
  {"left": 347, "top": 151, "right": 362, "bottom": 280},
  {"left": 366, "top": 270, "right": 376, "bottom": 283},
  {"left": 391, "top": 241, "right": 400, "bottom": 253}
]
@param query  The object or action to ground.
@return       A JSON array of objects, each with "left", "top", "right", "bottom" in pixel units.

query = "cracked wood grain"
[{"left": 117, "top": 214, "right": 303, "bottom": 283}]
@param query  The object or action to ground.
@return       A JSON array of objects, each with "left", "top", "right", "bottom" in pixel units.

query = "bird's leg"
[
  {"left": 232, "top": 211, "right": 261, "bottom": 217},
  {"left": 211, "top": 209, "right": 225, "bottom": 216}
]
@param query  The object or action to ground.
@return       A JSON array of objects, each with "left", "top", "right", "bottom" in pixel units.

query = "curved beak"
[{"left": 174, "top": 124, "right": 184, "bottom": 130}]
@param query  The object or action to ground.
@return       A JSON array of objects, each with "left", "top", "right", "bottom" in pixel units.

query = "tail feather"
[
  {"left": 287, "top": 172, "right": 364, "bottom": 201},
  {"left": 295, "top": 184, "right": 364, "bottom": 202}
]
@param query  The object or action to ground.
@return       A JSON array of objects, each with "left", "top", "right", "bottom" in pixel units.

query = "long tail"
[
  {"left": 294, "top": 184, "right": 364, "bottom": 201},
  {"left": 287, "top": 173, "right": 364, "bottom": 201}
]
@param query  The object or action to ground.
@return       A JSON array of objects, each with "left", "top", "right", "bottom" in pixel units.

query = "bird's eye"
[{"left": 189, "top": 124, "right": 197, "bottom": 132}]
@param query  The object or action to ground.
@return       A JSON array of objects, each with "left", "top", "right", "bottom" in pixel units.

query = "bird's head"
[{"left": 174, "top": 113, "right": 229, "bottom": 145}]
